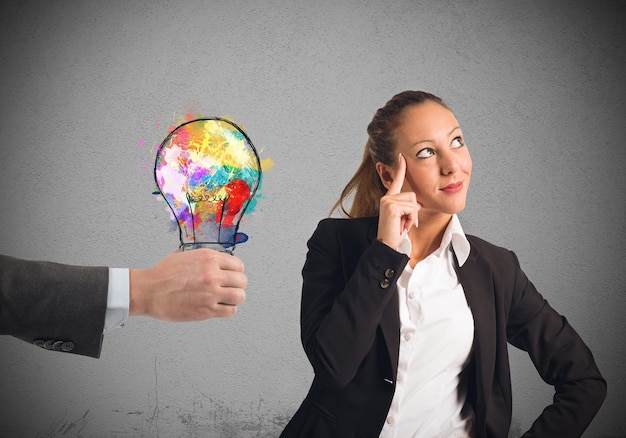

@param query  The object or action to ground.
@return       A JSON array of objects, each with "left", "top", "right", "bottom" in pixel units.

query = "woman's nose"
[{"left": 440, "top": 153, "right": 460, "bottom": 175}]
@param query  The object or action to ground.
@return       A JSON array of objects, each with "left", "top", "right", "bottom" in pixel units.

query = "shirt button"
[
  {"left": 404, "top": 333, "right": 412, "bottom": 341},
  {"left": 408, "top": 292, "right": 415, "bottom": 299},
  {"left": 386, "top": 416, "right": 394, "bottom": 424}
]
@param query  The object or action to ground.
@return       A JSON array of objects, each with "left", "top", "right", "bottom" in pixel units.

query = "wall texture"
[{"left": 0, "top": 0, "right": 624, "bottom": 436}]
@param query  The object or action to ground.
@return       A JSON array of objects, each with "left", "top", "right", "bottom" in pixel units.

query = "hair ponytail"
[{"left": 330, "top": 142, "right": 386, "bottom": 217}]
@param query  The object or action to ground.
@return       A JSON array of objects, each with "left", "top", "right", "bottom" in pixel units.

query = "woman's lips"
[{"left": 441, "top": 181, "right": 463, "bottom": 193}]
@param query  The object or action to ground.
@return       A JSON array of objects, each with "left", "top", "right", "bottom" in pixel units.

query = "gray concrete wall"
[{"left": 0, "top": 0, "right": 623, "bottom": 436}]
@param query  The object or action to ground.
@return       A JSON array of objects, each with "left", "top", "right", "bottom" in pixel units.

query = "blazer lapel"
[{"left": 454, "top": 241, "right": 496, "bottom": 422}]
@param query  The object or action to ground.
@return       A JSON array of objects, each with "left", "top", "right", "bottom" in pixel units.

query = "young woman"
[{"left": 280, "top": 91, "right": 606, "bottom": 437}]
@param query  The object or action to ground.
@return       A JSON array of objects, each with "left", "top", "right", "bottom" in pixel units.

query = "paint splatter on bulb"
[{"left": 154, "top": 118, "right": 261, "bottom": 252}]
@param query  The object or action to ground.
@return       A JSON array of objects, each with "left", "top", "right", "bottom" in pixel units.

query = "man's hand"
[{"left": 129, "top": 249, "right": 247, "bottom": 321}]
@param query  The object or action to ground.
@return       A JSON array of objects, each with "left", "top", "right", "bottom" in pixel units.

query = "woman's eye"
[
  {"left": 451, "top": 137, "right": 464, "bottom": 148},
  {"left": 416, "top": 148, "right": 435, "bottom": 159}
]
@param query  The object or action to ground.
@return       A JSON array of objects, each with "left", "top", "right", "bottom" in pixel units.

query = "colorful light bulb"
[{"left": 154, "top": 118, "right": 261, "bottom": 252}]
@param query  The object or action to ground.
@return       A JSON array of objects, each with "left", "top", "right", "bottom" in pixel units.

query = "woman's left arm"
[{"left": 506, "top": 252, "right": 607, "bottom": 437}]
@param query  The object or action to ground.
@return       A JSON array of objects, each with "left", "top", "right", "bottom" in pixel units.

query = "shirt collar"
[{"left": 397, "top": 214, "right": 471, "bottom": 267}]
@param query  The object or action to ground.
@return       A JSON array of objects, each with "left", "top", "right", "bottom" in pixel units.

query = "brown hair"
[{"left": 331, "top": 90, "right": 449, "bottom": 218}]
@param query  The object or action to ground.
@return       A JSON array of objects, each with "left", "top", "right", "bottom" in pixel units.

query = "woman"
[{"left": 280, "top": 91, "right": 606, "bottom": 437}]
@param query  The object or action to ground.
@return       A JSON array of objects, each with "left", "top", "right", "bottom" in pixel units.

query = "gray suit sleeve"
[{"left": 0, "top": 254, "right": 109, "bottom": 358}]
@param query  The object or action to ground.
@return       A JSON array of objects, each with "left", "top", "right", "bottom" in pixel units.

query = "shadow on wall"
[{"left": 508, "top": 420, "right": 522, "bottom": 438}]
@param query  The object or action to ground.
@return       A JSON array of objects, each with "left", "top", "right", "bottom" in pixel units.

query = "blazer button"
[
  {"left": 380, "top": 278, "right": 390, "bottom": 289},
  {"left": 52, "top": 341, "right": 64, "bottom": 351},
  {"left": 61, "top": 342, "right": 75, "bottom": 352},
  {"left": 44, "top": 340, "right": 56, "bottom": 350},
  {"left": 384, "top": 268, "right": 395, "bottom": 279}
]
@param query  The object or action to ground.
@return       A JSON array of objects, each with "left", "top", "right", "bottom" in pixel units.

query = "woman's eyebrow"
[{"left": 411, "top": 126, "right": 462, "bottom": 147}]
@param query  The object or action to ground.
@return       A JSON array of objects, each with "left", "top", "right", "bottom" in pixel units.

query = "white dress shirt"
[
  {"left": 105, "top": 268, "right": 130, "bottom": 331},
  {"left": 379, "top": 215, "right": 475, "bottom": 438}
]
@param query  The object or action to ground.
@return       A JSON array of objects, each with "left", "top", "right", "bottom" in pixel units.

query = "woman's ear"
[{"left": 375, "top": 162, "right": 394, "bottom": 190}]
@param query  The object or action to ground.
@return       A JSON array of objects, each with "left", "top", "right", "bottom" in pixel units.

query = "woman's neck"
[{"left": 407, "top": 213, "right": 452, "bottom": 268}]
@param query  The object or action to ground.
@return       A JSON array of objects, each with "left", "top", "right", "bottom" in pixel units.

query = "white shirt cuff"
[{"left": 104, "top": 268, "right": 130, "bottom": 332}]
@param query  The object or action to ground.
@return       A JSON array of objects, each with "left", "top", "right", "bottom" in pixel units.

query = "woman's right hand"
[{"left": 377, "top": 154, "right": 420, "bottom": 250}]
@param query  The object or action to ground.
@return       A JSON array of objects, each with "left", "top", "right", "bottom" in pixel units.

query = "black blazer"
[
  {"left": 0, "top": 254, "right": 108, "bottom": 357},
  {"left": 281, "top": 217, "right": 606, "bottom": 437}
]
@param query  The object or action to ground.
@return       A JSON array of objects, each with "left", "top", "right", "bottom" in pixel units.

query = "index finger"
[
  {"left": 387, "top": 153, "right": 406, "bottom": 195},
  {"left": 216, "top": 253, "right": 245, "bottom": 272}
]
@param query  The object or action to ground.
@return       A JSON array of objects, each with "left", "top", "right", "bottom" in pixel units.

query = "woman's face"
[{"left": 381, "top": 101, "right": 472, "bottom": 217}]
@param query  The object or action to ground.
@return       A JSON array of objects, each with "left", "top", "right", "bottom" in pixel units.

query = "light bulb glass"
[{"left": 154, "top": 118, "right": 261, "bottom": 252}]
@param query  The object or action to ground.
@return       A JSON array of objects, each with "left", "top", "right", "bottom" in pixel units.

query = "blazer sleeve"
[
  {"left": 504, "top": 251, "right": 607, "bottom": 437},
  {"left": 0, "top": 254, "right": 109, "bottom": 358},
  {"left": 300, "top": 219, "right": 409, "bottom": 389}
]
